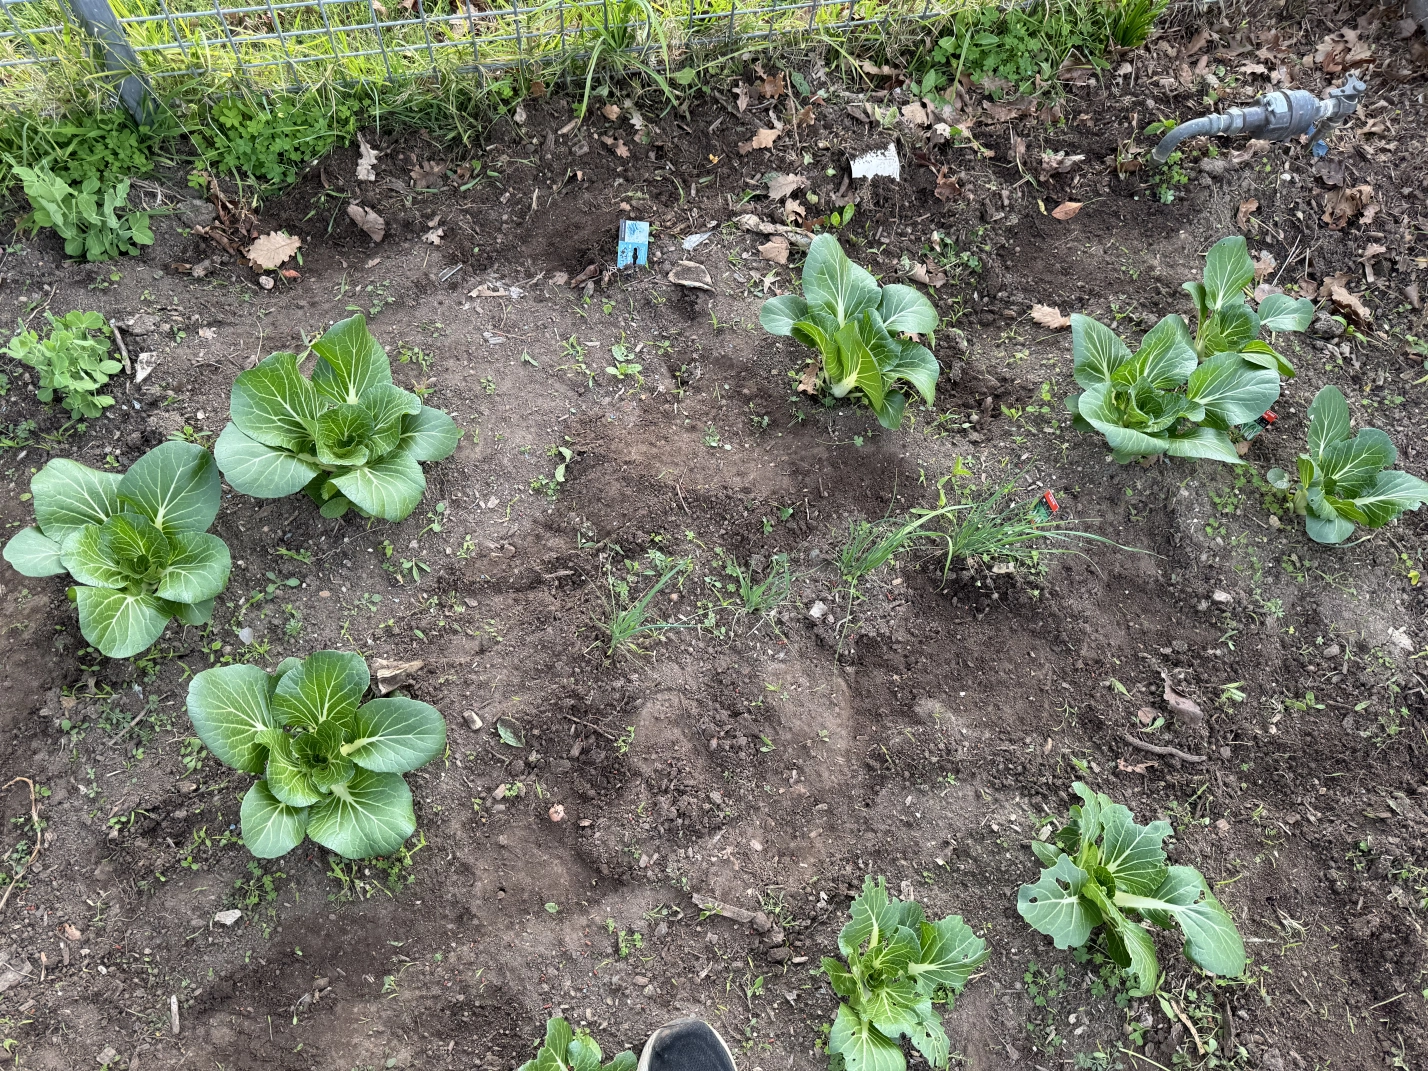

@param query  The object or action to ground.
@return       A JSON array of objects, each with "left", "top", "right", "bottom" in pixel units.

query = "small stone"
[
  {"left": 258, "top": 275, "right": 275, "bottom": 290},
  {"left": 548, "top": 804, "right": 565, "bottom": 822},
  {"left": 1267, "top": 514, "right": 1280, "bottom": 529},
  {"left": 462, "top": 710, "right": 483, "bottom": 731},
  {"left": 751, "top": 911, "right": 772, "bottom": 933},
  {"left": 1323, "top": 644, "right": 1340, "bottom": 658},
  {"left": 808, "top": 601, "right": 829, "bottom": 621},
  {"left": 1309, "top": 313, "right": 1345, "bottom": 340},
  {"left": 214, "top": 909, "right": 242, "bottom": 927},
  {"left": 1211, "top": 590, "right": 1233, "bottom": 606},
  {"left": 633, "top": 975, "right": 649, "bottom": 986},
  {"left": 96, "top": 1047, "right": 118, "bottom": 1067},
  {"left": 1219, "top": 746, "right": 1232, "bottom": 760},
  {"left": 237, "top": 627, "right": 254, "bottom": 644},
  {"left": 749, "top": 839, "right": 764, "bottom": 852}
]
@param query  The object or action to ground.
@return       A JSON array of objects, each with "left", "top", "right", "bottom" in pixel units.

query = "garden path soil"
[{"left": 3, "top": 10, "right": 1428, "bottom": 1071}]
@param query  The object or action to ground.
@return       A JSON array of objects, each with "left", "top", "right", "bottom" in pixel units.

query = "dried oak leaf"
[
  {"left": 767, "top": 173, "right": 808, "bottom": 201},
  {"left": 758, "top": 236, "right": 789, "bottom": 265},
  {"left": 1322, "top": 184, "right": 1375, "bottom": 229},
  {"left": 1253, "top": 252, "right": 1275, "bottom": 282},
  {"left": 909, "top": 262, "right": 947, "bottom": 288},
  {"left": 246, "top": 231, "right": 301, "bottom": 270},
  {"left": 347, "top": 204, "right": 386, "bottom": 243},
  {"left": 736, "top": 83, "right": 751, "bottom": 113},
  {"left": 797, "top": 363, "right": 820, "bottom": 395},
  {"left": 933, "top": 167, "right": 960, "bottom": 202},
  {"left": 1236, "top": 198, "right": 1258, "bottom": 229},
  {"left": 758, "top": 69, "right": 785, "bottom": 99},
  {"left": 409, "top": 160, "right": 446, "bottom": 190},
  {"left": 601, "top": 103, "right": 621, "bottom": 121},
  {"left": 738, "top": 126, "right": 783, "bottom": 154},
  {"left": 1030, "top": 304, "right": 1071, "bottom": 329},
  {"left": 1050, "top": 201, "right": 1083, "bottom": 221},
  {"left": 356, "top": 134, "right": 380, "bottom": 182},
  {"left": 422, "top": 227, "right": 444, "bottom": 246},
  {"left": 1325, "top": 272, "right": 1372, "bottom": 322},
  {"left": 612, "top": 138, "right": 630, "bottom": 159}
]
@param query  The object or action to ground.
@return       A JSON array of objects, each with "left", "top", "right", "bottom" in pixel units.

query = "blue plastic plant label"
[{"left": 617, "top": 219, "right": 649, "bottom": 268}]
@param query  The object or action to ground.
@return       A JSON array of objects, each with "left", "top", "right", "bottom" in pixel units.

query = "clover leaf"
[
  {"left": 760, "top": 234, "right": 940, "bottom": 430},
  {"left": 821, "top": 876, "right": 986, "bottom": 1071},
  {"left": 185, "top": 650, "right": 446, "bottom": 859},
  {"left": 215, "top": 314, "right": 459, "bottom": 522},
  {"left": 1017, "top": 783, "right": 1245, "bottom": 995},
  {"left": 2, "top": 441, "right": 229, "bottom": 658}
]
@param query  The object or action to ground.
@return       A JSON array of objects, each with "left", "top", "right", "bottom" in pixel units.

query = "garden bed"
[{"left": 1, "top": 9, "right": 1427, "bottom": 1071}]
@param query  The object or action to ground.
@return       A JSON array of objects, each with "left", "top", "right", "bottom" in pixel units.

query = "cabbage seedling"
[
  {"left": 822, "top": 875, "right": 987, "bottom": 1071},
  {"left": 760, "top": 234, "right": 940, "bottom": 429},
  {"left": 214, "top": 314, "right": 459, "bottom": 521},
  {"left": 2, "top": 441, "right": 230, "bottom": 658},
  {"left": 517, "top": 1017, "right": 635, "bottom": 1071},
  {"left": 1018, "top": 783, "right": 1245, "bottom": 995},
  {"left": 1268, "top": 384, "right": 1428, "bottom": 544},
  {"left": 185, "top": 651, "right": 446, "bottom": 859}
]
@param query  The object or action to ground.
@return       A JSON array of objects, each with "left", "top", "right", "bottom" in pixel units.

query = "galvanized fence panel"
[{"left": 0, "top": 0, "right": 952, "bottom": 109}]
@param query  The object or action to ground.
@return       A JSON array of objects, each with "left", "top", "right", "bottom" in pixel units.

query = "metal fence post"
[{"left": 63, "top": 0, "right": 155, "bottom": 125}]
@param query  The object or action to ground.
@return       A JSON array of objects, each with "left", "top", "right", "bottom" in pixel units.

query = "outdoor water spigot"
[{"left": 1150, "top": 75, "right": 1367, "bottom": 165}]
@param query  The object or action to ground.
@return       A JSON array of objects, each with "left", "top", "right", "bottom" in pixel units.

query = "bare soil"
[{"left": 2, "top": 10, "right": 1428, "bottom": 1071}]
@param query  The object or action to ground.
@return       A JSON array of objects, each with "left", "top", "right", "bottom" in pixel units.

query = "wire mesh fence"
[{"left": 0, "top": 0, "right": 951, "bottom": 107}]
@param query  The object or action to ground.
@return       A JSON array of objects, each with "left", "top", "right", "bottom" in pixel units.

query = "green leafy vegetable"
[
  {"left": 760, "top": 234, "right": 940, "bottom": 429},
  {"left": 1064, "top": 313, "right": 1280, "bottom": 465},
  {"left": 517, "top": 1017, "right": 636, "bottom": 1071},
  {"left": 1065, "top": 235, "right": 1314, "bottom": 464},
  {"left": 2, "top": 442, "right": 229, "bottom": 657},
  {"left": 5, "top": 310, "right": 121, "bottom": 417},
  {"left": 214, "top": 314, "right": 459, "bottom": 521},
  {"left": 822, "top": 876, "right": 987, "bottom": 1071},
  {"left": 1017, "top": 783, "right": 1245, "bottom": 995},
  {"left": 185, "top": 650, "right": 446, "bottom": 860},
  {"left": 1267, "top": 384, "right": 1428, "bottom": 544},
  {"left": 13, "top": 164, "right": 154, "bottom": 262},
  {"left": 1185, "top": 236, "right": 1311, "bottom": 377}
]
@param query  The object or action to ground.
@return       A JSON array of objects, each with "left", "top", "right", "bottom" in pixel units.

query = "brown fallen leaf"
[
  {"left": 1236, "top": 198, "right": 1258, "bottom": 229},
  {"left": 933, "top": 166, "right": 960, "bottom": 202},
  {"left": 1325, "top": 272, "right": 1372, "bottom": 322},
  {"left": 409, "top": 160, "right": 446, "bottom": 190},
  {"left": 1117, "top": 757, "right": 1157, "bottom": 775},
  {"left": 246, "top": 231, "right": 301, "bottom": 270},
  {"left": 422, "top": 227, "right": 444, "bottom": 246},
  {"left": 612, "top": 138, "right": 630, "bottom": 159},
  {"left": 1161, "top": 673, "right": 1205, "bottom": 727},
  {"left": 1253, "top": 252, "right": 1275, "bottom": 283},
  {"left": 738, "top": 126, "right": 782, "bottom": 154},
  {"left": 601, "top": 103, "right": 621, "bottom": 121},
  {"left": 909, "top": 262, "right": 947, "bottom": 288},
  {"left": 900, "top": 101, "right": 930, "bottom": 127},
  {"left": 767, "top": 173, "right": 808, "bottom": 201},
  {"left": 1030, "top": 304, "right": 1071, "bottom": 329},
  {"left": 758, "top": 236, "right": 790, "bottom": 265},
  {"left": 1135, "top": 707, "right": 1158, "bottom": 726},
  {"left": 783, "top": 198, "right": 807, "bottom": 224},
  {"left": 735, "top": 83, "right": 751, "bottom": 112},
  {"left": 373, "top": 658, "right": 424, "bottom": 695},
  {"left": 1322, "top": 184, "right": 1375, "bottom": 229},
  {"left": 1038, "top": 151, "right": 1084, "bottom": 182},
  {"left": 280, "top": 268, "right": 300, "bottom": 281},
  {"left": 569, "top": 264, "right": 599, "bottom": 288},
  {"left": 356, "top": 133, "right": 380, "bottom": 181},
  {"left": 346, "top": 204, "right": 386, "bottom": 243},
  {"left": 797, "top": 363, "right": 820, "bottom": 395},
  {"left": 528, "top": 80, "right": 546, "bottom": 98},
  {"left": 757, "top": 69, "right": 785, "bottom": 99},
  {"left": 1360, "top": 242, "right": 1389, "bottom": 283},
  {"left": 1051, "top": 201, "right": 1083, "bottom": 221}
]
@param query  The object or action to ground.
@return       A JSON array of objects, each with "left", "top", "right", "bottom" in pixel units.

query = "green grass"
[{"left": 596, "top": 556, "right": 691, "bottom": 656}]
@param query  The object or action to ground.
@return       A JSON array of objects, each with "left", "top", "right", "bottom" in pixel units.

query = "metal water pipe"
[{"left": 1151, "top": 76, "right": 1366, "bottom": 165}]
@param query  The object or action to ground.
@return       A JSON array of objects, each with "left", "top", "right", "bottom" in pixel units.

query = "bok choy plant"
[
  {"left": 1018, "top": 783, "right": 1245, "bottom": 995},
  {"left": 185, "top": 651, "right": 446, "bottom": 859},
  {"left": 760, "top": 234, "right": 940, "bottom": 429},
  {"left": 822, "top": 876, "right": 987, "bottom": 1071},
  {"left": 214, "top": 314, "right": 459, "bottom": 521},
  {"left": 2, "top": 441, "right": 230, "bottom": 658},
  {"left": 1268, "top": 384, "right": 1428, "bottom": 544},
  {"left": 1066, "top": 235, "right": 1312, "bottom": 464},
  {"left": 517, "top": 1017, "right": 635, "bottom": 1071}
]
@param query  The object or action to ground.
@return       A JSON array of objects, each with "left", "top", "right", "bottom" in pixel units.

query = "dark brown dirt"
[{"left": 2, "top": 11, "right": 1428, "bottom": 1071}]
